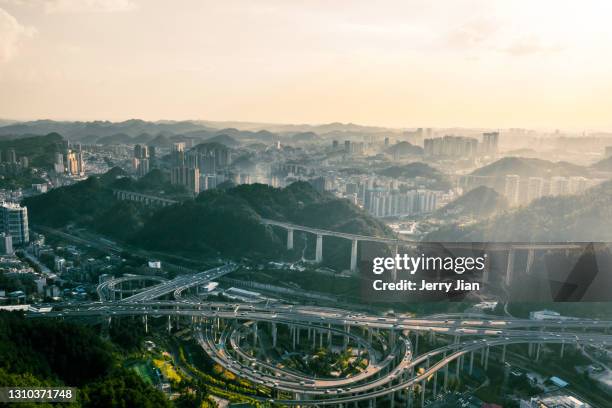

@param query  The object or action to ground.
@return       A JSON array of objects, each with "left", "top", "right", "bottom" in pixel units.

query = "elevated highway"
[{"left": 28, "top": 263, "right": 612, "bottom": 407}]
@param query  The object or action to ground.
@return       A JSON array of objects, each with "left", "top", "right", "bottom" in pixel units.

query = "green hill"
[
  {"left": 24, "top": 170, "right": 392, "bottom": 269},
  {"left": 0, "top": 312, "right": 172, "bottom": 407},
  {"left": 385, "top": 141, "right": 423, "bottom": 156},
  {"left": 471, "top": 157, "right": 588, "bottom": 178},
  {"left": 377, "top": 162, "right": 451, "bottom": 190},
  {"left": 0, "top": 133, "right": 64, "bottom": 169},
  {"left": 426, "top": 180, "right": 612, "bottom": 242},
  {"left": 136, "top": 182, "right": 392, "bottom": 267},
  {"left": 591, "top": 156, "right": 612, "bottom": 172},
  {"left": 432, "top": 186, "right": 508, "bottom": 220}
]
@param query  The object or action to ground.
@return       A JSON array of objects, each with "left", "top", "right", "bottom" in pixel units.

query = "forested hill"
[
  {"left": 0, "top": 312, "right": 171, "bottom": 408},
  {"left": 24, "top": 169, "right": 392, "bottom": 267},
  {"left": 376, "top": 162, "right": 451, "bottom": 190},
  {"left": 471, "top": 157, "right": 588, "bottom": 178},
  {"left": 432, "top": 186, "right": 508, "bottom": 220},
  {"left": 426, "top": 180, "right": 612, "bottom": 242},
  {"left": 0, "top": 133, "right": 64, "bottom": 169},
  {"left": 135, "top": 181, "right": 392, "bottom": 262}
]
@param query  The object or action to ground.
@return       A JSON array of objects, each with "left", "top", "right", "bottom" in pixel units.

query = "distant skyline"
[{"left": 2, "top": 1, "right": 612, "bottom": 130}]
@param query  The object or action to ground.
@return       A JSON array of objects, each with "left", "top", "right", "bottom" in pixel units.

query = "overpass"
[
  {"left": 113, "top": 189, "right": 179, "bottom": 207},
  {"left": 27, "top": 266, "right": 612, "bottom": 407},
  {"left": 106, "top": 190, "right": 587, "bottom": 283},
  {"left": 29, "top": 298, "right": 612, "bottom": 407},
  {"left": 261, "top": 218, "right": 585, "bottom": 283}
]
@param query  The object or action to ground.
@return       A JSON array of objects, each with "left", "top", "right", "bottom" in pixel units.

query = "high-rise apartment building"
[
  {"left": 132, "top": 144, "right": 150, "bottom": 177},
  {"left": 7, "top": 149, "right": 16, "bottom": 164},
  {"left": 527, "top": 177, "right": 544, "bottom": 203},
  {"left": 504, "top": 175, "right": 520, "bottom": 206},
  {"left": 482, "top": 132, "right": 499, "bottom": 155},
  {"left": 65, "top": 146, "right": 84, "bottom": 176},
  {"left": 170, "top": 166, "right": 200, "bottom": 194},
  {"left": 0, "top": 202, "right": 29, "bottom": 245},
  {"left": 424, "top": 135, "right": 478, "bottom": 157}
]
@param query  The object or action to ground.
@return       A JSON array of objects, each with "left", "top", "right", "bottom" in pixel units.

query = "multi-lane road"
[{"left": 28, "top": 266, "right": 612, "bottom": 406}]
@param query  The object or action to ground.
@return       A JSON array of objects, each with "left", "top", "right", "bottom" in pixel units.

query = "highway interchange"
[{"left": 29, "top": 264, "right": 612, "bottom": 407}]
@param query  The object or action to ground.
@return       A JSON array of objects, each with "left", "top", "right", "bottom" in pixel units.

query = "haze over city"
[
  {"left": 1, "top": 2, "right": 612, "bottom": 408},
  {"left": 2, "top": 0, "right": 612, "bottom": 129}
]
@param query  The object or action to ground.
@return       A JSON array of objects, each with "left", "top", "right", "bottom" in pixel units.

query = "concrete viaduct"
[
  {"left": 107, "top": 189, "right": 588, "bottom": 284},
  {"left": 261, "top": 218, "right": 584, "bottom": 284},
  {"left": 112, "top": 189, "right": 178, "bottom": 207}
]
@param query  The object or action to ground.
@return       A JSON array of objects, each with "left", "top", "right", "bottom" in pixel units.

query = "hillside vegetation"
[
  {"left": 433, "top": 186, "right": 508, "bottom": 220},
  {"left": 426, "top": 180, "right": 612, "bottom": 242},
  {"left": 24, "top": 169, "right": 392, "bottom": 269},
  {"left": 0, "top": 133, "right": 64, "bottom": 169},
  {"left": 0, "top": 312, "right": 171, "bottom": 408},
  {"left": 471, "top": 157, "right": 588, "bottom": 178},
  {"left": 377, "top": 162, "right": 451, "bottom": 190}
]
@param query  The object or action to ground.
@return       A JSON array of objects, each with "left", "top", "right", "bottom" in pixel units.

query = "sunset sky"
[{"left": 1, "top": 0, "right": 612, "bottom": 130}]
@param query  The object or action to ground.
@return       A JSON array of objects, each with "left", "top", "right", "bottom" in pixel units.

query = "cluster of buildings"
[
  {"left": 0, "top": 148, "right": 30, "bottom": 176},
  {"left": 132, "top": 144, "right": 157, "bottom": 177},
  {"left": 363, "top": 189, "right": 439, "bottom": 217},
  {"left": 54, "top": 143, "right": 85, "bottom": 177},
  {"left": 460, "top": 174, "right": 602, "bottom": 206},
  {"left": 331, "top": 140, "right": 366, "bottom": 155},
  {"left": 403, "top": 128, "right": 433, "bottom": 147},
  {"left": 318, "top": 176, "right": 447, "bottom": 218},
  {"left": 168, "top": 142, "right": 233, "bottom": 194},
  {"left": 423, "top": 132, "right": 499, "bottom": 158}
]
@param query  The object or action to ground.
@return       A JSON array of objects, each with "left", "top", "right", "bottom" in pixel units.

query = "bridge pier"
[
  {"left": 482, "top": 254, "right": 490, "bottom": 283},
  {"left": 432, "top": 370, "right": 437, "bottom": 397},
  {"left": 560, "top": 341, "right": 564, "bottom": 358},
  {"left": 505, "top": 248, "right": 515, "bottom": 286},
  {"left": 526, "top": 248, "right": 535, "bottom": 275},
  {"left": 389, "top": 329, "right": 396, "bottom": 348},
  {"left": 469, "top": 350, "right": 474, "bottom": 375},
  {"left": 407, "top": 385, "right": 413, "bottom": 408},
  {"left": 420, "top": 380, "right": 426, "bottom": 408},
  {"left": 344, "top": 324, "right": 349, "bottom": 349},
  {"left": 312, "top": 329, "right": 316, "bottom": 349},
  {"left": 392, "top": 244, "right": 399, "bottom": 281},
  {"left": 315, "top": 234, "right": 323, "bottom": 263},
  {"left": 443, "top": 352, "right": 449, "bottom": 389},
  {"left": 272, "top": 323, "right": 277, "bottom": 347},
  {"left": 501, "top": 344, "right": 506, "bottom": 363},
  {"left": 287, "top": 228, "right": 294, "bottom": 250},
  {"left": 456, "top": 357, "right": 461, "bottom": 379},
  {"left": 350, "top": 239, "right": 358, "bottom": 273}
]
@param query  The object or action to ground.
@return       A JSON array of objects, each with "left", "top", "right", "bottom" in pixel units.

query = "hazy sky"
[{"left": 1, "top": 0, "right": 612, "bottom": 130}]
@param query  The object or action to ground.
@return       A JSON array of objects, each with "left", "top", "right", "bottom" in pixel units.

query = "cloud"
[
  {"left": 503, "top": 35, "right": 565, "bottom": 56},
  {"left": 0, "top": 7, "right": 35, "bottom": 63},
  {"left": 43, "top": 0, "right": 137, "bottom": 13},
  {"left": 444, "top": 19, "right": 499, "bottom": 49}
]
